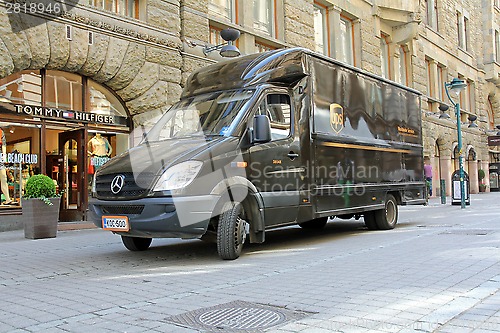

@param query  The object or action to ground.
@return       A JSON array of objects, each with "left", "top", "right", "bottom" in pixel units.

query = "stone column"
[
  {"left": 468, "top": 160, "right": 478, "bottom": 193},
  {"left": 481, "top": 160, "right": 491, "bottom": 192},
  {"left": 432, "top": 156, "right": 440, "bottom": 197},
  {"left": 440, "top": 156, "right": 452, "bottom": 196}
]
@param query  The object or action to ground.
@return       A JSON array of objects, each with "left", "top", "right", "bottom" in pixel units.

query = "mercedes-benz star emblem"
[{"left": 110, "top": 174, "right": 125, "bottom": 194}]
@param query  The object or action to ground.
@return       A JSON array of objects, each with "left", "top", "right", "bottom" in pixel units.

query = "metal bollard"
[{"left": 440, "top": 179, "right": 446, "bottom": 204}]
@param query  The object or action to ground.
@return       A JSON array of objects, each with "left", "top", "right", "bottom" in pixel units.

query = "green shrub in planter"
[
  {"left": 24, "top": 174, "right": 57, "bottom": 205},
  {"left": 22, "top": 174, "right": 60, "bottom": 239},
  {"left": 478, "top": 169, "right": 486, "bottom": 182}
]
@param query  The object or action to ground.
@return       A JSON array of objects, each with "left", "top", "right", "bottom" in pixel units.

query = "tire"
[
  {"left": 217, "top": 202, "right": 247, "bottom": 260},
  {"left": 364, "top": 211, "right": 379, "bottom": 230},
  {"left": 374, "top": 194, "right": 398, "bottom": 230},
  {"left": 298, "top": 217, "right": 328, "bottom": 229},
  {"left": 121, "top": 236, "right": 152, "bottom": 251}
]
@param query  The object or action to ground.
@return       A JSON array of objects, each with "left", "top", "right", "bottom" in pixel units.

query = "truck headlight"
[{"left": 153, "top": 161, "right": 203, "bottom": 191}]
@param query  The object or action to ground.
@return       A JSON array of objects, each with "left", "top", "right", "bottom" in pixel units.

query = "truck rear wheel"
[
  {"left": 121, "top": 236, "right": 152, "bottom": 251},
  {"left": 298, "top": 217, "right": 328, "bottom": 229},
  {"left": 374, "top": 194, "right": 398, "bottom": 230},
  {"left": 217, "top": 202, "right": 247, "bottom": 260}
]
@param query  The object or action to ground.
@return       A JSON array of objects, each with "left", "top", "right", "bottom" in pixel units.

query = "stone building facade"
[{"left": 0, "top": 0, "right": 498, "bottom": 226}]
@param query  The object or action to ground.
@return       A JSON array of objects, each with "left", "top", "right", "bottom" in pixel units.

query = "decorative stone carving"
[
  {"left": 105, "top": 42, "right": 146, "bottom": 91},
  {"left": 79, "top": 33, "right": 110, "bottom": 77},
  {"left": 125, "top": 80, "right": 170, "bottom": 114},
  {"left": 93, "top": 38, "right": 129, "bottom": 83},
  {"left": 64, "top": 26, "right": 89, "bottom": 72},
  {"left": 46, "top": 21, "right": 70, "bottom": 69},
  {"left": 20, "top": 17, "right": 50, "bottom": 69},
  {"left": 116, "top": 62, "right": 160, "bottom": 102},
  {"left": 0, "top": 13, "right": 32, "bottom": 71}
]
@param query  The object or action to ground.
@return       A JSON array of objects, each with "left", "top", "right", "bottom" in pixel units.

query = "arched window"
[{"left": 0, "top": 70, "right": 128, "bottom": 126}]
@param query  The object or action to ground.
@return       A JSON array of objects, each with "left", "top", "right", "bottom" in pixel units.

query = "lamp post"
[{"left": 444, "top": 78, "right": 467, "bottom": 208}]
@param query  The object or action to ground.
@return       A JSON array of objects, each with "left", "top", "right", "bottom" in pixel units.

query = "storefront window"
[
  {"left": 0, "top": 123, "right": 41, "bottom": 208},
  {"left": 88, "top": 80, "right": 127, "bottom": 118},
  {"left": 46, "top": 71, "right": 83, "bottom": 111},
  {"left": 0, "top": 70, "right": 41, "bottom": 105},
  {"left": 0, "top": 70, "right": 130, "bottom": 217}
]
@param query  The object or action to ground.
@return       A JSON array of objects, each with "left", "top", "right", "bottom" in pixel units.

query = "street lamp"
[
  {"left": 204, "top": 28, "right": 241, "bottom": 58},
  {"left": 444, "top": 78, "right": 467, "bottom": 208}
]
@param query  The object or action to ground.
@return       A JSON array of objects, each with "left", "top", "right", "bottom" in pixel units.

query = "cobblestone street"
[{"left": 0, "top": 194, "right": 499, "bottom": 333}]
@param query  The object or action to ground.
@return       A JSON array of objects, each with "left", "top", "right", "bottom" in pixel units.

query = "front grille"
[
  {"left": 96, "top": 172, "right": 156, "bottom": 200},
  {"left": 101, "top": 205, "right": 144, "bottom": 215}
]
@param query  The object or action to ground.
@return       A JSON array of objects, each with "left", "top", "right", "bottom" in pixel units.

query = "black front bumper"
[{"left": 88, "top": 195, "right": 220, "bottom": 239}]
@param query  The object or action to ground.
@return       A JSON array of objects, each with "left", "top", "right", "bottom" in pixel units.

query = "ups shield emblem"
[{"left": 330, "top": 103, "right": 344, "bottom": 134}]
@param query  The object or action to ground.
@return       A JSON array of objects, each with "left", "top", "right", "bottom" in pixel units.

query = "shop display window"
[
  {"left": 88, "top": 79, "right": 127, "bottom": 118},
  {"left": 0, "top": 69, "right": 130, "bottom": 218},
  {"left": 0, "top": 124, "right": 41, "bottom": 208},
  {"left": 0, "top": 70, "right": 41, "bottom": 105},
  {"left": 45, "top": 71, "right": 83, "bottom": 111}
]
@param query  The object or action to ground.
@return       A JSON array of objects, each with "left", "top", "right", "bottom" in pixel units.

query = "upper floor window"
[
  {"left": 495, "top": 30, "right": 500, "bottom": 63},
  {"left": 253, "top": 0, "right": 274, "bottom": 36},
  {"left": 487, "top": 97, "right": 494, "bottom": 130},
  {"left": 209, "top": 0, "right": 236, "bottom": 22},
  {"left": 88, "top": 0, "right": 138, "bottom": 19},
  {"left": 209, "top": 26, "right": 224, "bottom": 45},
  {"left": 436, "top": 64, "right": 445, "bottom": 101},
  {"left": 255, "top": 40, "right": 276, "bottom": 53},
  {"left": 457, "top": 12, "right": 470, "bottom": 51},
  {"left": 496, "top": 0, "right": 500, "bottom": 8},
  {"left": 380, "top": 34, "right": 390, "bottom": 79},
  {"left": 425, "top": 0, "right": 438, "bottom": 31},
  {"left": 314, "top": 3, "right": 328, "bottom": 55},
  {"left": 425, "top": 59, "right": 432, "bottom": 97},
  {"left": 397, "top": 45, "right": 409, "bottom": 86},
  {"left": 339, "top": 16, "right": 354, "bottom": 65}
]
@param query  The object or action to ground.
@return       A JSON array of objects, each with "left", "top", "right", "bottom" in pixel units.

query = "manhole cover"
[{"left": 165, "top": 300, "right": 310, "bottom": 332}]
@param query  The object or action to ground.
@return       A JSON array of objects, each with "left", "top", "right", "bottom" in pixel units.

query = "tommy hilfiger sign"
[{"left": 9, "top": 104, "right": 128, "bottom": 126}]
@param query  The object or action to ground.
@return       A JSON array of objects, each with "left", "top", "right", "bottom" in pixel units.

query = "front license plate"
[{"left": 102, "top": 216, "right": 129, "bottom": 232}]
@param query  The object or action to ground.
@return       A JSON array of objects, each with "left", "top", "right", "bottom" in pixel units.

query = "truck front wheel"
[
  {"left": 217, "top": 202, "right": 247, "bottom": 260},
  {"left": 121, "top": 236, "right": 152, "bottom": 251},
  {"left": 374, "top": 194, "right": 398, "bottom": 230}
]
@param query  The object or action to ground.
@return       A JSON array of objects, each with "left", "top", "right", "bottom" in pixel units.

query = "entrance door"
[{"left": 58, "top": 129, "right": 86, "bottom": 221}]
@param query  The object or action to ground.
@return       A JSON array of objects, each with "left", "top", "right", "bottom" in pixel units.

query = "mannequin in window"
[
  {"left": 0, "top": 128, "right": 13, "bottom": 205},
  {"left": 88, "top": 133, "right": 112, "bottom": 157},
  {"left": 88, "top": 133, "right": 112, "bottom": 171}
]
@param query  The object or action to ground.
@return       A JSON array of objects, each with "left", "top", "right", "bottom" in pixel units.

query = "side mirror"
[{"left": 253, "top": 115, "right": 271, "bottom": 143}]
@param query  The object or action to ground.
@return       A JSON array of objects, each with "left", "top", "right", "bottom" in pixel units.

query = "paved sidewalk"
[{"left": 0, "top": 193, "right": 499, "bottom": 332}]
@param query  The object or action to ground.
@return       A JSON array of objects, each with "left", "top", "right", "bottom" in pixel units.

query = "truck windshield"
[{"left": 144, "top": 90, "right": 254, "bottom": 142}]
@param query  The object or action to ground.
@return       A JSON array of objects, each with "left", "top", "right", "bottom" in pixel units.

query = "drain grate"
[{"left": 165, "top": 300, "right": 310, "bottom": 332}]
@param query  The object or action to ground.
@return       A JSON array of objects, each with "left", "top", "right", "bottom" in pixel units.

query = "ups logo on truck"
[{"left": 330, "top": 103, "right": 344, "bottom": 134}]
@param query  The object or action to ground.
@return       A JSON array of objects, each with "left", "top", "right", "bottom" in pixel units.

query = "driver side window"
[{"left": 254, "top": 94, "right": 291, "bottom": 140}]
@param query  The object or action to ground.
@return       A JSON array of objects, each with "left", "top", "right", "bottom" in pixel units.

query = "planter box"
[{"left": 22, "top": 198, "right": 60, "bottom": 239}]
